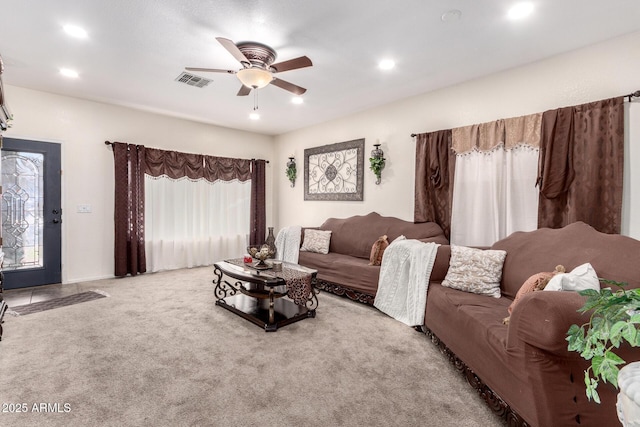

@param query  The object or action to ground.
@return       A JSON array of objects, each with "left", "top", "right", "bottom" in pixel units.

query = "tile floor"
[{"left": 2, "top": 283, "right": 84, "bottom": 308}]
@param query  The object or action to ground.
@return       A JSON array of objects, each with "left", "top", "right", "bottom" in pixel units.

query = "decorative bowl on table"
[{"left": 246, "top": 244, "right": 274, "bottom": 267}]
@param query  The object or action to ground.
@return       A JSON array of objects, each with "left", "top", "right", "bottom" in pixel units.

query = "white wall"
[
  {"left": 274, "top": 31, "right": 640, "bottom": 240},
  {"left": 623, "top": 102, "right": 640, "bottom": 238},
  {"left": 4, "top": 30, "right": 639, "bottom": 284},
  {"left": 3, "top": 86, "right": 274, "bottom": 283}
]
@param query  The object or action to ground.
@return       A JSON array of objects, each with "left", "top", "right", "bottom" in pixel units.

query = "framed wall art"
[{"left": 304, "top": 138, "right": 364, "bottom": 201}]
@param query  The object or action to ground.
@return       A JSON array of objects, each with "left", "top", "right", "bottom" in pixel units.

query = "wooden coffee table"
[{"left": 213, "top": 260, "right": 318, "bottom": 332}]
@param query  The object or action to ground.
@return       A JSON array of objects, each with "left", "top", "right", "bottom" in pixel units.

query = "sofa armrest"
[{"left": 506, "top": 290, "right": 589, "bottom": 355}]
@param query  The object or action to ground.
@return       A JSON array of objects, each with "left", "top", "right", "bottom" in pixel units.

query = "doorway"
[{"left": 1, "top": 138, "right": 62, "bottom": 289}]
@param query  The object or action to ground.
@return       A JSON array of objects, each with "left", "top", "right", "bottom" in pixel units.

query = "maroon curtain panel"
[
  {"left": 537, "top": 97, "right": 624, "bottom": 233},
  {"left": 414, "top": 130, "right": 455, "bottom": 239},
  {"left": 250, "top": 159, "right": 266, "bottom": 245},
  {"left": 113, "top": 142, "right": 147, "bottom": 276}
]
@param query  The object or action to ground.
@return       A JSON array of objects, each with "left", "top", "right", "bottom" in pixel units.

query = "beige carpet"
[{"left": 0, "top": 266, "right": 506, "bottom": 427}]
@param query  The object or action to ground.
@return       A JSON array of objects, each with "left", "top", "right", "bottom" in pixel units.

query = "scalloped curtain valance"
[
  {"left": 144, "top": 147, "right": 251, "bottom": 182},
  {"left": 451, "top": 113, "right": 542, "bottom": 155}
]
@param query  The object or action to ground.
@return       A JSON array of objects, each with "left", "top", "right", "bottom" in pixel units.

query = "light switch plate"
[{"left": 77, "top": 204, "right": 92, "bottom": 213}]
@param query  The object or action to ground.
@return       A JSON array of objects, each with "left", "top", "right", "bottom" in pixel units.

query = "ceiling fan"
[{"left": 186, "top": 37, "right": 312, "bottom": 96}]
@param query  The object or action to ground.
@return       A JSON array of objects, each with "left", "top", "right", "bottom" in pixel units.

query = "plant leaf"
[
  {"left": 579, "top": 288, "right": 601, "bottom": 298},
  {"left": 610, "top": 321, "right": 627, "bottom": 347},
  {"left": 585, "top": 374, "right": 601, "bottom": 403},
  {"left": 591, "top": 355, "right": 604, "bottom": 376},
  {"left": 566, "top": 324, "right": 586, "bottom": 352},
  {"left": 622, "top": 324, "right": 638, "bottom": 346}
]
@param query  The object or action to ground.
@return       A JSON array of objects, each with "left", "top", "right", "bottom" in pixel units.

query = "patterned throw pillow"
[
  {"left": 300, "top": 229, "right": 332, "bottom": 254},
  {"left": 368, "top": 235, "right": 389, "bottom": 266},
  {"left": 441, "top": 245, "right": 507, "bottom": 298}
]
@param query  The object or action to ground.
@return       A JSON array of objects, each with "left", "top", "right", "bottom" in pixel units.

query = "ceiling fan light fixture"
[{"left": 237, "top": 68, "right": 273, "bottom": 89}]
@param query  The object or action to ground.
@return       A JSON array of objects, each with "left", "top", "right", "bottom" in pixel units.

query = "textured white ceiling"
[{"left": 1, "top": 0, "right": 639, "bottom": 135}]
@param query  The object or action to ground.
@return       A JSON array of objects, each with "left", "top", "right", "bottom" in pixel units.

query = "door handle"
[{"left": 52, "top": 219, "right": 60, "bottom": 224}]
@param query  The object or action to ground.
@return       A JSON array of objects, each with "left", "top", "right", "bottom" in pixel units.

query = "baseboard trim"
[{"left": 421, "top": 326, "right": 530, "bottom": 427}]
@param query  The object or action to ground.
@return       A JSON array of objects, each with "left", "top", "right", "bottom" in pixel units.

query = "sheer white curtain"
[
  {"left": 144, "top": 176, "right": 250, "bottom": 272},
  {"left": 450, "top": 114, "right": 541, "bottom": 246}
]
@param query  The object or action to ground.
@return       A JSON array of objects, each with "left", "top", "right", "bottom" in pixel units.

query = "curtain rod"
[
  {"left": 410, "top": 90, "right": 640, "bottom": 138},
  {"left": 104, "top": 141, "right": 269, "bottom": 163},
  {"left": 626, "top": 90, "right": 640, "bottom": 102}
]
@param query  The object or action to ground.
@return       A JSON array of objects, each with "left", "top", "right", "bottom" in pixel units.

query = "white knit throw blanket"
[
  {"left": 275, "top": 225, "right": 302, "bottom": 263},
  {"left": 374, "top": 240, "right": 440, "bottom": 326}
]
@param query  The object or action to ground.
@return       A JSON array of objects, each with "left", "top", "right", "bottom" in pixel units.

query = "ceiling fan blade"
[
  {"left": 216, "top": 37, "right": 250, "bottom": 66},
  {"left": 185, "top": 67, "right": 236, "bottom": 74},
  {"left": 237, "top": 85, "right": 252, "bottom": 96},
  {"left": 270, "top": 56, "right": 313, "bottom": 73},
  {"left": 270, "top": 77, "right": 307, "bottom": 95}
]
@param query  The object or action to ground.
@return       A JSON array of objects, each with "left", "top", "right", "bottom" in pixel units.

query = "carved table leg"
[{"left": 269, "top": 287, "right": 275, "bottom": 324}]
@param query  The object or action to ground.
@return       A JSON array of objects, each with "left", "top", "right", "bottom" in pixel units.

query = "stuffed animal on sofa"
[{"left": 503, "top": 265, "right": 565, "bottom": 325}]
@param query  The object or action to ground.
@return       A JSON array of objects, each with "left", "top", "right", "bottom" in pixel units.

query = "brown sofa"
[
  {"left": 424, "top": 222, "right": 640, "bottom": 426},
  {"left": 297, "top": 212, "right": 448, "bottom": 304},
  {"left": 298, "top": 214, "right": 640, "bottom": 425}
]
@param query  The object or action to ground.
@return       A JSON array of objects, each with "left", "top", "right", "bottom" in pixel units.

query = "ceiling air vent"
[{"left": 175, "top": 72, "right": 212, "bottom": 88}]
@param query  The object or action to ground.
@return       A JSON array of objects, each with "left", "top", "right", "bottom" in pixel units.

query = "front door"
[{"left": 1, "top": 137, "right": 62, "bottom": 289}]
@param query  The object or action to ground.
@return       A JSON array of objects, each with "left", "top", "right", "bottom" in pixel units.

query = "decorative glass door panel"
[
  {"left": 1, "top": 138, "right": 61, "bottom": 289},
  {"left": 2, "top": 152, "right": 44, "bottom": 270}
]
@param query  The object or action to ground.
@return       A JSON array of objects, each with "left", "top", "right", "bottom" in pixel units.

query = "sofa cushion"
[
  {"left": 430, "top": 245, "right": 451, "bottom": 282},
  {"left": 368, "top": 235, "right": 389, "bottom": 266},
  {"left": 424, "top": 283, "right": 534, "bottom": 423},
  {"left": 441, "top": 245, "right": 506, "bottom": 298},
  {"left": 300, "top": 229, "right": 331, "bottom": 254},
  {"left": 298, "top": 251, "right": 380, "bottom": 296},
  {"left": 319, "top": 212, "right": 448, "bottom": 259}
]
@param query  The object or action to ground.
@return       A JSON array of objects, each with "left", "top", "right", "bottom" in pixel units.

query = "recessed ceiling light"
[
  {"left": 249, "top": 112, "right": 260, "bottom": 120},
  {"left": 378, "top": 59, "right": 395, "bottom": 71},
  {"left": 63, "top": 24, "right": 88, "bottom": 39},
  {"left": 507, "top": 2, "right": 534, "bottom": 20},
  {"left": 441, "top": 9, "right": 462, "bottom": 22},
  {"left": 292, "top": 97, "right": 304, "bottom": 105},
  {"left": 60, "top": 68, "right": 79, "bottom": 78}
]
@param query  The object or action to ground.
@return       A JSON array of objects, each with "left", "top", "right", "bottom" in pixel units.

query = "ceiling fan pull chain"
[{"left": 254, "top": 88, "right": 259, "bottom": 111}]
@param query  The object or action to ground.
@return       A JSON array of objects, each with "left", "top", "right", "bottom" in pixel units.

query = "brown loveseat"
[
  {"left": 297, "top": 212, "right": 448, "bottom": 304},
  {"left": 424, "top": 222, "right": 640, "bottom": 427}
]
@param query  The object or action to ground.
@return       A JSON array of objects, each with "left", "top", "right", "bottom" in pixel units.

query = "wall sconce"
[
  {"left": 286, "top": 156, "right": 297, "bottom": 187},
  {"left": 369, "top": 144, "right": 386, "bottom": 185}
]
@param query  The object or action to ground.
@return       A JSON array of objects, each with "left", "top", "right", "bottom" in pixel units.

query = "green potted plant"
[
  {"left": 566, "top": 280, "right": 640, "bottom": 404},
  {"left": 285, "top": 157, "right": 296, "bottom": 187},
  {"left": 369, "top": 143, "right": 385, "bottom": 185}
]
